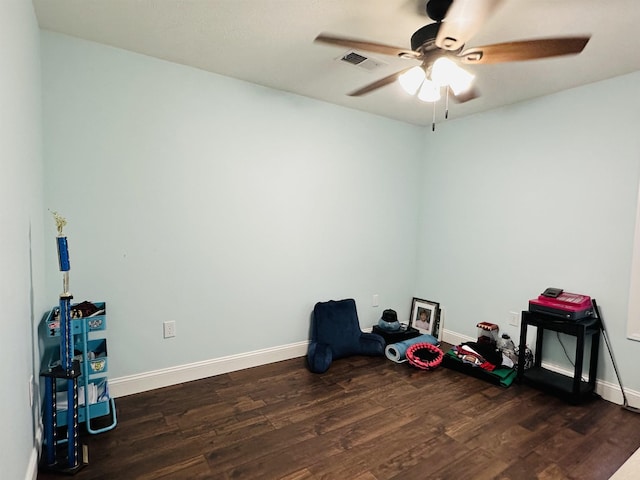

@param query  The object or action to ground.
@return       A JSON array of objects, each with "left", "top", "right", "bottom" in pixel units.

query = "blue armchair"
[{"left": 307, "top": 298, "right": 385, "bottom": 373}]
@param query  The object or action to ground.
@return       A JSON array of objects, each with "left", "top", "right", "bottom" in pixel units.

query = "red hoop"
[{"left": 406, "top": 342, "right": 444, "bottom": 370}]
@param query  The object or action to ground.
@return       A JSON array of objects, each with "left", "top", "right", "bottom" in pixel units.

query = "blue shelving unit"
[
  {"left": 40, "top": 301, "right": 117, "bottom": 474},
  {"left": 42, "top": 302, "right": 117, "bottom": 433}
]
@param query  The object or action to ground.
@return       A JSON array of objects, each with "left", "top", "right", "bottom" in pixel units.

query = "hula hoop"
[{"left": 406, "top": 342, "right": 444, "bottom": 370}]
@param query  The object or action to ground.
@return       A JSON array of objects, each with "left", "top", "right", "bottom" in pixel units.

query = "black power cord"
[{"left": 556, "top": 331, "right": 586, "bottom": 382}]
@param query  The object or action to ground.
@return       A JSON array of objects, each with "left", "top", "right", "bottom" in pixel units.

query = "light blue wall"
[
  {"left": 40, "top": 29, "right": 640, "bottom": 397},
  {"left": 41, "top": 32, "right": 423, "bottom": 377},
  {"left": 416, "top": 72, "right": 640, "bottom": 390},
  {"left": 0, "top": 11, "right": 630, "bottom": 478},
  {"left": 0, "top": 1, "right": 45, "bottom": 479}
]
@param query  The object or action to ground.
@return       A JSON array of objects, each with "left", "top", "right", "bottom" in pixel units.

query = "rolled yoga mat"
[{"left": 385, "top": 334, "right": 439, "bottom": 363}]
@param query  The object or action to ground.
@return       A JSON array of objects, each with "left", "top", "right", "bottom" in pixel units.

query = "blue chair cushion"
[{"left": 307, "top": 298, "right": 385, "bottom": 373}]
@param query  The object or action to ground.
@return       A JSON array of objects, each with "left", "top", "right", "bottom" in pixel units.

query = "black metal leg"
[
  {"left": 573, "top": 325, "right": 585, "bottom": 398},
  {"left": 517, "top": 314, "right": 527, "bottom": 381}
]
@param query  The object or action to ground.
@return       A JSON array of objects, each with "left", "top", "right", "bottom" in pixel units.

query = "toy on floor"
[{"left": 406, "top": 342, "right": 444, "bottom": 370}]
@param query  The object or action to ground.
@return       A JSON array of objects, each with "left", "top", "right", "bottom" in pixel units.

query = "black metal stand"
[
  {"left": 517, "top": 310, "right": 600, "bottom": 404},
  {"left": 40, "top": 359, "right": 86, "bottom": 474}
]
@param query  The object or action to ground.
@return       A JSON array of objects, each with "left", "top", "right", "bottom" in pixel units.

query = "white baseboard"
[
  {"left": 108, "top": 329, "right": 640, "bottom": 409},
  {"left": 25, "top": 414, "right": 42, "bottom": 480},
  {"left": 109, "top": 341, "right": 309, "bottom": 398},
  {"left": 541, "top": 361, "right": 640, "bottom": 407},
  {"left": 109, "top": 330, "right": 469, "bottom": 399},
  {"left": 25, "top": 447, "right": 38, "bottom": 480},
  {"left": 442, "top": 329, "right": 475, "bottom": 346}
]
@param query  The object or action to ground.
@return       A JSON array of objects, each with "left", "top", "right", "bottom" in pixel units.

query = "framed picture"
[{"left": 409, "top": 297, "right": 440, "bottom": 337}]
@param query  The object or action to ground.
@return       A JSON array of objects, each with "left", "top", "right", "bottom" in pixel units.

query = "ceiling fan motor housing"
[
  {"left": 411, "top": 23, "right": 440, "bottom": 52},
  {"left": 426, "top": 0, "right": 453, "bottom": 22}
]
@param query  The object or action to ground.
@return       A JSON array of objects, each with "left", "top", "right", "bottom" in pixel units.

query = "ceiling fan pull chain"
[
  {"left": 445, "top": 88, "right": 450, "bottom": 119},
  {"left": 432, "top": 101, "right": 436, "bottom": 132}
]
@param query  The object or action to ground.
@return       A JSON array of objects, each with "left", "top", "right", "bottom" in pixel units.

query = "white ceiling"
[{"left": 33, "top": 0, "right": 640, "bottom": 127}]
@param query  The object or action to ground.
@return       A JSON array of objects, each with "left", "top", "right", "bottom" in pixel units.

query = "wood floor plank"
[
  {"left": 371, "top": 429, "right": 468, "bottom": 479},
  {"left": 537, "top": 463, "right": 572, "bottom": 480},
  {"left": 498, "top": 450, "right": 567, "bottom": 480},
  {"left": 137, "top": 455, "right": 211, "bottom": 480},
  {"left": 205, "top": 415, "right": 325, "bottom": 472},
  {"left": 279, "top": 468, "right": 317, "bottom": 480}
]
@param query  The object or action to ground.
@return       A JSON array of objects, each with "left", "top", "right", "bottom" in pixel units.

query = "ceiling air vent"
[{"left": 338, "top": 51, "right": 387, "bottom": 71}]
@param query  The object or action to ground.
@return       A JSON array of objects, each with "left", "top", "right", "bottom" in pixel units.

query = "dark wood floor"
[{"left": 38, "top": 351, "right": 640, "bottom": 480}]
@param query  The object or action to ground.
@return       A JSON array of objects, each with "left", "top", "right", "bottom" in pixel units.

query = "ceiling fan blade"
[
  {"left": 436, "top": 0, "right": 504, "bottom": 51},
  {"left": 459, "top": 36, "right": 590, "bottom": 64},
  {"left": 314, "top": 33, "right": 419, "bottom": 59},
  {"left": 450, "top": 86, "right": 480, "bottom": 103},
  {"left": 348, "top": 67, "right": 415, "bottom": 97}
]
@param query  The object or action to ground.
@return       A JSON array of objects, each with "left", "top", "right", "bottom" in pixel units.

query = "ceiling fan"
[{"left": 315, "top": 0, "right": 590, "bottom": 122}]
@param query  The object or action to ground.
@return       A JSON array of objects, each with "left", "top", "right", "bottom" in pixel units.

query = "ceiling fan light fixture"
[
  {"left": 431, "top": 57, "right": 474, "bottom": 94},
  {"left": 448, "top": 67, "right": 475, "bottom": 95},
  {"left": 398, "top": 66, "right": 426, "bottom": 95},
  {"left": 417, "top": 79, "right": 441, "bottom": 102}
]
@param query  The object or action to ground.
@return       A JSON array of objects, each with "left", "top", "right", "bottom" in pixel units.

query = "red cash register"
[{"left": 528, "top": 288, "right": 593, "bottom": 320}]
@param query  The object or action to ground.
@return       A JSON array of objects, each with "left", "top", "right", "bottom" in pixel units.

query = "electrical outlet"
[
  {"left": 509, "top": 311, "right": 520, "bottom": 327},
  {"left": 163, "top": 320, "right": 176, "bottom": 338}
]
